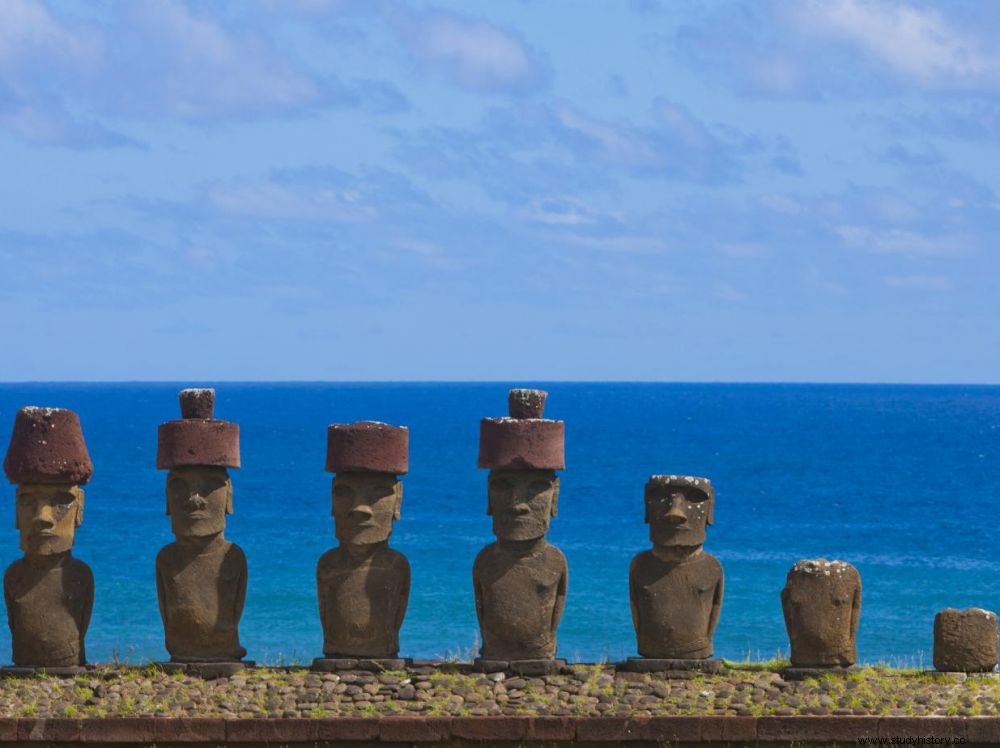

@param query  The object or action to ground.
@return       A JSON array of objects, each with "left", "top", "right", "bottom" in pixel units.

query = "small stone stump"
[{"left": 934, "top": 608, "right": 998, "bottom": 673}]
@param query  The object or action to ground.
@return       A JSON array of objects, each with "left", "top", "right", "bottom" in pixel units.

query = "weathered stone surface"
[
  {"left": 934, "top": 608, "right": 998, "bottom": 673},
  {"left": 781, "top": 558, "right": 861, "bottom": 667},
  {"left": 630, "top": 475, "right": 723, "bottom": 660},
  {"left": 3, "top": 407, "right": 93, "bottom": 670},
  {"left": 319, "top": 425, "right": 410, "bottom": 659},
  {"left": 474, "top": 390, "right": 567, "bottom": 662},
  {"left": 156, "top": 388, "right": 239, "bottom": 469},
  {"left": 618, "top": 657, "right": 725, "bottom": 673},
  {"left": 4, "top": 407, "right": 92, "bottom": 485},
  {"left": 508, "top": 388, "right": 547, "bottom": 419},
  {"left": 156, "top": 389, "right": 247, "bottom": 665},
  {"left": 326, "top": 421, "right": 408, "bottom": 474}
]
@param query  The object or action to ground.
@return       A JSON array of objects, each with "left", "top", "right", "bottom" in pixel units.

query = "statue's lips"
[
  {"left": 182, "top": 511, "right": 210, "bottom": 519},
  {"left": 32, "top": 530, "right": 58, "bottom": 538}
]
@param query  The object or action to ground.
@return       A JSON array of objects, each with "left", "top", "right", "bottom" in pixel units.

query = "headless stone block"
[
  {"left": 629, "top": 475, "right": 723, "bottom": 660},
  {"left": 318, "top": 422, "right": 410, "bottom": 659},
  {"left": 781, "top": 558, "right": 861, "bottom": 667},
  {"left": 934, "top": 608, "right": 998, "bottom": 673},
  {"left": 156, "top": 390, "right": 247, "bottom": 665},
  {"left": 474, "top": 390, "right": 567, "bottom": 662},
  {"left": 3, "top": 407, "right": 94, "bottom": 670}
]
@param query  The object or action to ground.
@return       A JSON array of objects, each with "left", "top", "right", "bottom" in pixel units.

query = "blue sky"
[{"left": 1, "top": 0, "right": 998, "bottom": 382}]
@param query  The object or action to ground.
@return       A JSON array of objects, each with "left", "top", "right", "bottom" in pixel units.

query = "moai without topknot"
[
  {"left": 473, "top": 389, "right": 568, "bottom": 673},
  {"left": 2, "top": 407, "right": 94, "bottom": 674},
  {"left": 155, "top": 389, "right": 249, "bottom": 675},
  {"left": 933, "top": 608, "right": 998, "bottom": 673},
  {"left": 625, "top": 475, "right": 724, "bottom": 672},
  {"left": 781, "top": 559, "right": 861, "bottom": 674},
  {"left": 315, "top": 421, "right": 411, "bottom": 670}
]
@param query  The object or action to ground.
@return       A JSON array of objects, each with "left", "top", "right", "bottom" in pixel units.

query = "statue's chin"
[
  {"left": 22, "top": 537, "right": 73, "bottom": 556},
  {"left": 338, "top": 529, "right": 391, "bottom": 546},
  {"left": 173, "top": 521, "right": 225, "bottom": 539},
  {"left": 650, "top": 528, "right": 706, "bottom": 548},
  {"left": 494, "top": 524, "right": 547, "bottom": 542}
]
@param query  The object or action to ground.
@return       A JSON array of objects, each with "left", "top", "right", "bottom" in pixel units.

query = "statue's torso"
[
  {"left": 630, "top": 550, "right": 722, "bottom": 659},
  {"left": 156, "top": 540, "right": 247, "bottom": 661},
  {"left": 782, "top": 571, "right": 860, "bottom": 666},
  {"left": 474, "top": 542, "right": 567, "bottom": 660},
  {"left": 317, "top": 545, "right": 410, "bottom": 657},
  {"left": 4, "top": 555, "right": 93, "bottom": 668}
]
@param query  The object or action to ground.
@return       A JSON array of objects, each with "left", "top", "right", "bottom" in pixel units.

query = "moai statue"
[
  {"left": 934, "top": 608, "right": 998, "bottom": 673},
  {"left": 314, "top": 421, "right": 410, "bottom": 670},
  {"left": 155, "top": 388, "right": 249, "bottom": 675},
  {"left": 781, "top": 559, "right": 861, "bottom": 673},
  {"left": 2, "top": 407, "right": 94, "bottom": 673},
  {"left": 473, "top": 389, "right": 568, "bottom": 673},
  {"left": 625, "top": 475, "right": 724, "bottom": 672}
]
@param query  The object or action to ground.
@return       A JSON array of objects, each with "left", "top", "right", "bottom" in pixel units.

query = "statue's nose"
[
  {"left": 664, "top": 498, "right": 687, "bottom": 525},
  {"left": 511, "top": 502, "right": 531, "bottom": 516},
  {"left": 351, "top": 505, "right": 374, "bottom": 521},
  {"left": 33, "top": 504, "right": 55, "bottom": 528},
  {"left": 185, "top": 493, "right": 208, "bottom": 509}
]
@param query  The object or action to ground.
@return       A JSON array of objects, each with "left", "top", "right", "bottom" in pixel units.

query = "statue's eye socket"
[
  {"left": 333, "top": 485, "right": 355, "bottom": 500},
  {"left": 528, "top": 481, "right": 551, "bottom": 494},
  {"left": 491, "top": 480, "right": 512, "bottom": 493},
  {"left": 53, "top": 493, "right": 75, "bottom": 506}
]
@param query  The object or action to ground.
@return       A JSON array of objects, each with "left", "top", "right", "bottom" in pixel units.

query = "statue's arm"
[
  {"left": 394, "top": 557, "right": 411, "bottom": 635},
  {"left": 551, "top": 558, "right": 568, "bottom": 633},
  {"left": 849, "top": 579, "right": 862, "bottom": 640},
  {"left": 708, "top": 568, "right": 724, "bottom": 639},
  {"left": 80, "top": 565, "right": 94, "bottom": 637},
  {"left": 155, "top": 555, "right": 168, "bottom": 629},
  {"left": 472, "top": 553, "right": 484, "bottom": 628},
  {"left": 233, "top": 550, "right": 247, "bottom": 625},
  {"left": 628, "top": 556, "right": 640, "bottom": 635},
  {"left": 316, "top": 556, "right": 329, "bottom": 640}
]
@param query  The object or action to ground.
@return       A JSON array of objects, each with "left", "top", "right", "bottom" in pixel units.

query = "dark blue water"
[{"left": 0, "top": 383, "right": 997, "bottom": 667}]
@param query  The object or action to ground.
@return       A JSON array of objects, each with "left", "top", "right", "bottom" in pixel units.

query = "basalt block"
[
  {"left": 782, "top": 558, "right": 861, "bottom": 667},
  {"left": 618, "top": 657, "right": 725, "bottom": 674},
  {"left": 326, "top": 421, "right": 408, "bottom": 474},
  {"left": 3, "top": 407, "right": 92, "bottom": 485},
  {"left": 311, "top": 657, "right": 410, "bottom": 672},
  {"left": 472, "top": 658, "right": 570, "bottom": 675},
  {"left": 934, "top": 608, "right": 998, "bottom": 673}
]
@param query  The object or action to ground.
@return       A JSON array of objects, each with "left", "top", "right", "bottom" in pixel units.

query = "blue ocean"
[{"left": 0, "top": 383, "right": 997, "bottom": 667}]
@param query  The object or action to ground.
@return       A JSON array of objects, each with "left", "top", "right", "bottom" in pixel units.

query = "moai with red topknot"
[
  {"left": 155, "top": 389, "right": 250, "bottom": 677},
  {"left": 473, "top": 389, "right": 568, "bottom": 675},
  {"left": 623, "top": 475, "right": 724, "bottom": 673},
  {"left": 2, "top": 407, "right": 94, "bottom": 674},
  {"left": 314, "top": 421, "right": 411, "bottom": 671},
  {"left": 781, "top": 559, "right": 862, "bottom": 678}
]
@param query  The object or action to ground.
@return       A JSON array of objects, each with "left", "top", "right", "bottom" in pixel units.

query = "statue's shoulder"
[
  {"left": 473, "top": 542, "right": 499, "bottom": 569},
  {"left": 695, "top": 551, "right": 723, "bottom": 576},
  {"left": 63, "top": 556, "right": 93, "bottom": 585},
  {"left": 380, "top": 546, "right": 410, "bottom": 572},
  {"left": 3, "top": 557, "right": 27, "bottom": 587},
  {"left": 629, "top": 549, "right": 656, "bottom": 573},
  {"left": 542, "top": 543, "right": 568, "bottom": 569},
  {"left": 222, "top": 541, "right": 246, "bottom": 563}
]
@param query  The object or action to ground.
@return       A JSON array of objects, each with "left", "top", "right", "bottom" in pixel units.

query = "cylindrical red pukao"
[
  {"left": 156, "top": 388, "right": 240, "bottom": 470},
  {"left": 326, "top": 421, "right": 409, "bottom": 474},
  {"left": 3, "top": 407, "right": 93, "bottom": 485},
  {"left": 477, "top": 389, "right": 565, "bottom": 471}
]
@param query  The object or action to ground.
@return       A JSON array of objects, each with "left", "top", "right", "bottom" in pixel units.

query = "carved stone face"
[
  {"left": 332, "top": 471, "right": 402, "bottom": 546},
  {"left": 15, "top": 484, "right": 84, "bottom": 555},
  {"left": 487, "top": 469, "right": 559, "bottom": 541},
  {"left": 166, "top": 466, "right": 232, "bottom": 539},
  {"left": 645, "top": 484, "right": 712, "bottom": 548}
]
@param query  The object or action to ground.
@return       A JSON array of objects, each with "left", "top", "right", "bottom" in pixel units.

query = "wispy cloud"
[
  {"left": 390, "top": 9, "right": 547, "bottom": 93},
  {"left": 795, "top": 0, "right": 1000, "bottom": 91},
  {"left": 835, "top": 225, "right": 966, "bottom": 257},
  {"left": 883, "top": 274, "right": 954, "bottom": 290}
]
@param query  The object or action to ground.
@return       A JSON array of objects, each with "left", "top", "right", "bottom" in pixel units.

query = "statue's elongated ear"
[
  {"left": 393, "top": 480, "right": 403, "bottom": 521},
  {"left": 550, "top": 477, "right": 560, "bottom": 518},
  {"left": 706, "top": 495, "right": 714, "bottom": 526},
  {"left": 486, "top": 474, "right": 493, "bottom": 516},
  {"left": 75, "top": 490, "right": 85, "bottom": 528},
  {"left": 225, "top": 476, "right": 234, "bottom": 515}
]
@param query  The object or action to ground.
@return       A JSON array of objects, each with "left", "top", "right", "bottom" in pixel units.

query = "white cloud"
[
  {"left": 555, "top": 106, "right": 659, "bottom": 166},
  {"left": 835, "top": 225, "right": 965, "bottom": 256},
  {"left": 394, "top": 11, "right": 542, "bottom": 92},
  {"left": 884, "top": 274, "right": 954, "bottom": 290},
  {"left": 0, "top": 0, "right": 99, "bottom": 70},
  {"left": 560, "top": 233, "right": 670, "bottom": 254},
  {"left": 209, "top": 182, "right": 377, "bottom": 223},
  {"left": 796, "top": 0, "right": 1000, "bottom": 90}
]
